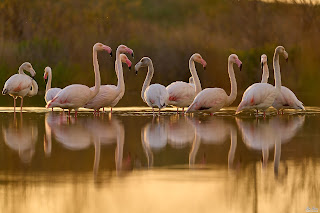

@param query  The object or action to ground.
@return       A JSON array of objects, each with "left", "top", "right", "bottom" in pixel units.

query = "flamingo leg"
[
  {"left": 68, "top": 109, "right": 71, "bottom": 117},
  {"left": 52, "top": 108, "right": 53, "bottom": 112},
  {"left": 256, "top": 109, "right": 259, "bottom": 116},
  {"left": 281, "top": 110, "right": 284, "bottom": 115},
  {"left": 111, "top": 107, "right": 113, "bottom": 114},
  {"left": 182, "top": 107, "right": 185, "bottom": 114},
  {"left": 177, "top": 108, "right": 179, "bottom": 114},
  {"left": 20, "top": 97, "right": 23, "bottom": 112},
  {"left": 263, "top": 111, "right": 266, "bottom": 118},
  {"left": 158, "top": 108, "right": 161, "bottom": 116},
  {"left": 13, "top": 98, "right": 16, "bottom": 113},
  {"left": 103, "top": 107, "right": 105, "bottom": 113},
  {"left": 75, "top": 110, "right": 78, "bottom": 118},
  {"left": 152, "top": 108, "right": 155, "bottom": 116}
]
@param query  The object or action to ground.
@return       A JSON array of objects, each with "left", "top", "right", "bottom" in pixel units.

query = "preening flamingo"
[
  {"left": 260, "top": 55, "right": 305, "bottom": 113},
  {"left": 135, "top": 57, "right": 169, "bottom": 115},
  {"left": 2, "top": 62, "right": 38, "bottom": 112},
  {"left": 46, "top": 43, "right": 112, "bottom": 117},
  {"left": 44, "top": 66, "right": 62, "bottom": 111},
  {"left": 166, "top": 53, "right": 206, "bottom": 113},
  {"left": 186, "top": 54, "right": 242, "bottom": 115},
  {"left": 84, "top": 45, "right": 133, "bottom": 114},
  {"left": 236, "top": 46, "right": 288, "bottom": 116}
]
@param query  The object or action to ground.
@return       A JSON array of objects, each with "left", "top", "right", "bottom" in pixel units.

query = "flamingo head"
[
  {"left": 192, "top": 53, "right": 207, "bottom": 70},
  {"left": 120, "top": 54, "right": 132, "bottom": 70},
  {"left": 43, "top": 66, "right": 51, "bottom": 82},
  {"left": 117, "top": 45, "right": 134, "bottom": 58},
  {"left": 229, "top": 54, "right": 242, "bottom": 71},
  {"left": 261, "top": 54, "right": 267, "bottom": 72},
  {"left": 135, "top": 57, "right": 152, "bottom": 75},
  {"left": 94, "top": 43, "right": 112, "bottom": 57},
  {"left": 275, "top": 46, "right": 288, "bottom": 62},
  {"left": 21, "top": 62, "right": 36, "bottom": 77}
]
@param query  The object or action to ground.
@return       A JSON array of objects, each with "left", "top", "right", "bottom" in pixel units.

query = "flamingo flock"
[{"left": 2, "top": 44, "right": 305, "bottom": 117}]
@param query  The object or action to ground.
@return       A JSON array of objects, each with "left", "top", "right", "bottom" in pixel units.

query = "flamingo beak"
[
  {"left": 235, "top": 58, "right": 242, "bottom": 71},
  {"left": 286, "top": 58, "right": 288, "bottom": 62},
  {"left": 109, "top": 52, "right": 113, "bottom": 57},
  {"left": 200, "top": 59, "right": 207, "bottom": 70},
  {"left": 131, "top": 52, "right": 134, "bottom": 58}
]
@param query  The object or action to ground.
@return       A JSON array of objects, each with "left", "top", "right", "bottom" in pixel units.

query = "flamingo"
[
  {"left": 166, "top": 53, "right": 206, "bottom": 113},
  {"left": 2, "top": 62, "right": 38, "bottom": 112},
  {"left": 260, "top": 55, "right": 305, "bottom": 113},
  {"left": 135, "top": 57, "right": 169, "bottom": 115},
  {"left": 84, "top": 45, "right": 133, "bottom": 115},
  {"left": 44, "top": 66, "right": 62, "bottom": 111},
  {"left": 236, "top": 46, "right": 288, "bottom": 116},
  {"left": 186, "top": 54, "right": 242, "bottom": 115},
  {"left": 46, "top": 43, "right": 112, "bottom": 117}
]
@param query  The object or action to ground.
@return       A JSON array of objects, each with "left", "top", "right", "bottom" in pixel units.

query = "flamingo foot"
[
  {"left": 103, "top": 107, "right": 105, "bottom": 113},
  {"left": 281, "top": 110, "right": 284, "bottom": 115},
  {"left": 263, "top": 111, "right": 266, "bottom": 118},
  {"left": 177, "top": 108, "right": 179, "bottom": 114}
]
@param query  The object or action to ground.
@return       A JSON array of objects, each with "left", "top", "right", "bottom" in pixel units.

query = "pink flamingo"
[
  {"left": 186, "top": 54, "right": 242, "bottom": 115},
  {"left": 46, "top": 43, "right": 112, "bottom": 117}
]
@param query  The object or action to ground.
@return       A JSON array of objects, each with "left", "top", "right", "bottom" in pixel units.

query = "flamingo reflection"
[
  {"left": 44, "top": 113, "right": 126, "bottom": 175},
  {"left": 189, "top": 117, "right": 238, "bottom": 169},
  {"left": 236, "top": 115, "right": 305, "bottom": 174},
  {"left": 2, "top": 113, "right": 38, "bottom": 163}
]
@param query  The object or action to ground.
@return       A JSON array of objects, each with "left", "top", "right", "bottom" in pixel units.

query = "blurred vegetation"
[{"left": 0, "top": 0, "right": 319, "bottom": 107}]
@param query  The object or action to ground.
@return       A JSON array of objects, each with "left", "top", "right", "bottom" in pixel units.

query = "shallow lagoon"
[{"left": 0, "top": 107, "right": 319, "bottom": 213}]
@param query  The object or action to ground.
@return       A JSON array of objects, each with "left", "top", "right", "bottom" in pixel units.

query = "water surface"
[{"left": 0, "top": 107, "right": 319, "bottom": 213}]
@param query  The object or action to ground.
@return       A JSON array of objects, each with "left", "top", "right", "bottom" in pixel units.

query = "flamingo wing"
[
  {"left": 3, "top": 74, "right": 33, "bottom": 94},
  {"left": 237, "top": 83, "right": 277, "bottom": 112},
  {"left": 166, "top": 81, "right": 195, "bottom": 107},
  {"left": 186, "top": 88, "right": 228, "bottom": 112}
]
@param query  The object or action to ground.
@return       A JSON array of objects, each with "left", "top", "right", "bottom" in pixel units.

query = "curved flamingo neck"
[
  {"left": 18, "top": 66, "right": 25, "bottom": 74},
  {"left": 227, "top": 60, "right": 237, "bottom": 106},
  {"left": 91, "top": 47, "right": 101, "bottom": 99},
  {"left": 273, "top": 51, "right": 282, "bottom": 91},
  {"left": 115, "top": 53, "right": 125, "bottom": 95},
  {"left": 141, "top": 61, "right": 154, "bottom": 102},
  {"left": 46, "top": 70, "right": 52, "bottom": 92},
  {"left": 189, "top": 57, "right": 202, "bottom": 95},
  {"left": 28, "top": 80, "right": 38, "bottom": 96},
  {"left": 261, "top": 63, "right": 269, "bottom": 83}
]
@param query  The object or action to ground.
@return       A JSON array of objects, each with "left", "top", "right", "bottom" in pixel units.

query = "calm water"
[{"left": 0, "top": 107, "right": 319, "bottom": 213}]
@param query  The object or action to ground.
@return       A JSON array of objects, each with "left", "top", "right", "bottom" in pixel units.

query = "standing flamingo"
[
  {"left": 135, "top": 57, "right": 169, "bottom": 115},
  {"left": 260, "top": 55, "right": 305, "bottom": 113},
  {"left": 166, "top": 53, "right": 206, "bottom": 113},
  {"left": 186, "top": 54, "right": 242, "bottom": 115},
  {"left": 46, "top": 43, "right": 112, "bottom": 117},
  {"left": 44, "top": 66, "right": 62, "bottom": 111},
  {"left": 2, "top": 62, "right": 38, "bottom": 112},
  {"left": 236, "top": 46, "right": 288, "bottom": 116},
  {"left": 84, "top": 45, "right": 133, "bottom": 114}
]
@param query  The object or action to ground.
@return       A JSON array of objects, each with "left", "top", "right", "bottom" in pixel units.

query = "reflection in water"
[
  {"left": 44, "top": 113, "right": 125, "bottom": 175},
  {"left": 2, "top": 113, "right": 38, "bottom": 163},
  {"left": 189, "top": 117, "right": 237, "bottom": 169},
  {"left": 167, "top": 115, "right": 195, "bottom": 148},
  {"left": 1, "top": 109, "right": 319, "bottom": 213},
  {"left": 236, "top": 115, "right": 305, "bottom": 174}
]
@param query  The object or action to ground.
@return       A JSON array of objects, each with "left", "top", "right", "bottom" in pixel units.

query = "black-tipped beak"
[
  {"left": 204, "top": 66, "right": 206, "bottom": 70},
  {"left": 240, "top": 64, "right": 242, "bottom": 71},
  {"left": 109, "top": 52, "right": 113, "bottom": 57},
  {"left": 285, "top": 58, "right": 288, "bottom": 62},
  {"left": 135, "top": 70, "right": 138, "bottom": 75},
  {"left": 131, "top": 52, "right": 134, "bottom": 58},
  {"left": 31, "top": 76, "right": 35, "bottom": 80},
  {"left": 129, "top": 66, "right": 131, "bottom": 70}
]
